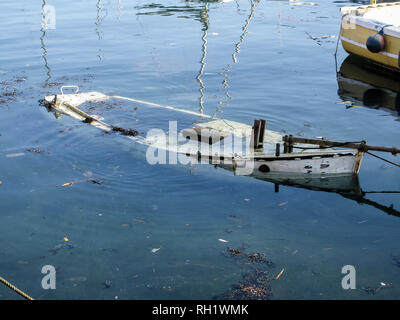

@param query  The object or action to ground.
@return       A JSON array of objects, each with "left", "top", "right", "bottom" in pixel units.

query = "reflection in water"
[
  {"left": 133, "top": 1, "right": 259, "bottom": 114},
  {"left": 117, "top": 0, "right": 123, "bottom": 21},
  {"left": 95, "top": 0, "right": 108, "bottom": 60},
  {"left": 341, "top": 192, "right": 400, "bottom": 219},
  {"left": 337, "top": 56, "right": 400, "bottom": 118},
  {"left": 40, "top": 0, "right": 52, "bottom": 84},
  {"left": 135, "top": 1, "right": 214, "bottom": 21},
  {"left": 135, "top": 1, "right": 218, "bottom": 114},
  {"left": 196, "top": 3, "right": 209, "bottom": 115},
  {"left": 219, "top": 0, "right": 259, "bottom": 112},
  {"left": 218, "top": 163, "right": 400, "bottom": 218}
]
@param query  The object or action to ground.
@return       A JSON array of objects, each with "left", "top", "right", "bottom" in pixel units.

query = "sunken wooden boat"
[
  {"left": 340, "top": 1, "right": 400, "bottom": 72},
  {"left": 43, "top": 87, "right": 365, "bottom": 177}
]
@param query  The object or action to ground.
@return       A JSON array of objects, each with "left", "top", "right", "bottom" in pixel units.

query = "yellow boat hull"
[{"left": 340, "top": 2, "right": 400, "bottom": 72}]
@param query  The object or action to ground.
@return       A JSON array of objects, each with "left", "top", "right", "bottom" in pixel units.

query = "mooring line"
[
  {"left": 112, "top": 95, "right": 213, "bottom": 119},
  {"left": 0, "top": 276, "right": 34, "bottom": 300},
  {"left": 366, "top": 151, "right": 400, "bottom": 168}
]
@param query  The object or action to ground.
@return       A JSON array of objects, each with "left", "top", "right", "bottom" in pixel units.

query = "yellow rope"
[{"left": 0, "top": 276, "right": 34, "bottom": 300}]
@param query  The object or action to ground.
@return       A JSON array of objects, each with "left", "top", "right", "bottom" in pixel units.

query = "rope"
[
  {"left": 0, "top": 276, "right": 34, "bottom": 300},
  {"left": 364, "top": 191, "right": 400, "bottom": 194},
  {"left": 380, "top": 24, "right": 393, "bottom": 33},
  {"left": 334, "top": 12, "right": 348, "bottom": 67},
  {"left": 366, "top": 151, "right": 400, "bottom": 168},
  {"left": 334, "top": 21, "right": 342, "bottom": 59}
]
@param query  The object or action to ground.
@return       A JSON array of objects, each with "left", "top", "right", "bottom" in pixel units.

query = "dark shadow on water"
[
  {"left": 218, "top": 163, "right": 400, "bottom": 218},
  {"left": 337, "top": 55, "right": 400, "bottom": 119}
]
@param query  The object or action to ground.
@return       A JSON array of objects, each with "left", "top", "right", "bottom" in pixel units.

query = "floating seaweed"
[
  {"left": 112, "top": 126, "right": 139, "bottom": 136},
  {"left": 362, "top": 286, "right": 377, "bottom": 295},
  {"left": 227, "top": 247, "right": 243, "bottom": 257},
  {"left": 243, "top": 268, "right": 273, "bottom": 284},
  {"left": 362, "top": 282, "right": 393, "bottom": 295},
  {"left": 214, "top": 268, "right": 273, "bottom": 300},
  {"left": 246, "top": 253, "right": 275, "bottom": 267},
  {"left": 216, "top": 247, "right": 277, "bottom": 300},
  {"left": 223, "top": 247, "right": 275, "bottom": 267}
]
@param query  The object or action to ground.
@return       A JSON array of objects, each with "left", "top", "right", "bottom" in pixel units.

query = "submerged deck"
[{"left": 44, "top": 91, "right": 362, "bottom": 176}]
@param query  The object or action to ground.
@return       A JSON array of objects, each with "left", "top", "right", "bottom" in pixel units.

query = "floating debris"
[
  {"left": 27, "top": 148, "right": 46, "bottom": 154},
  {"left": 218, "top": 239, "right": 229, "bottom": 243},
  {"left": 224, "top": 247, "right": 275, "bottom": 267},
  {"left": 214, "top": 268, "right": 273, "bottom": 300},
  {"left": 227, "top": 248, "right": 243, "bottom": 257},
  {"left": 58, "top": 178, "right": 103, "bottom": 187},
  {"left": 217, "top": 246, "right": 278, "bottom": 300},
  {"left": 362, "top": 282, "right": 392, "bottom": 295},
  {"left": 103, "top": 280, "right": 112, "bottom": 289},
  {"left": 111, "top": 126, "right": 139, "bottom": 137},
  {"left": 5, "top": 153, "right": 24, "bottom": 158},
  {"left": 88, "top": 178, "right": 103, "bottom": 185},
  {"left": 275, "top": 268, "right": 285, "bottom": 280},
  {"left": 247, "top": 253, "right": 266, "bottom": 263},
  {"left": 151, "top": 248, "right": 161, "bottom": 253},
  {"left": 217, "top": 282, "right": 272, "bottom": 300}
]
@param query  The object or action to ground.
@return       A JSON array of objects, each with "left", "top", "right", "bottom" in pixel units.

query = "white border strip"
[{"left": 341, "top": 36, "right": 398, "bottom": 60}]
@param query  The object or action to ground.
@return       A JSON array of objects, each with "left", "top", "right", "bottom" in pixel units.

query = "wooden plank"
[{"left": 282, "top": 136, "right": 400, "bottom": 155}]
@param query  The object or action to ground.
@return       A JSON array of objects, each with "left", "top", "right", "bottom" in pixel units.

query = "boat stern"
[{"left": 340, "top": 2, "right": 400, "bottom": 72}]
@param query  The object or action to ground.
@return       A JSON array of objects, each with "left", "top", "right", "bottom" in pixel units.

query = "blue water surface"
[{"left": 0, "top": 0, "right": 399, "bottom": 299}]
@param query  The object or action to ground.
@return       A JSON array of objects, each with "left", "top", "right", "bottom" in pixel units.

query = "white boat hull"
[{"left": 43, "top": 91, "right": 364, "bottom": 176}]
